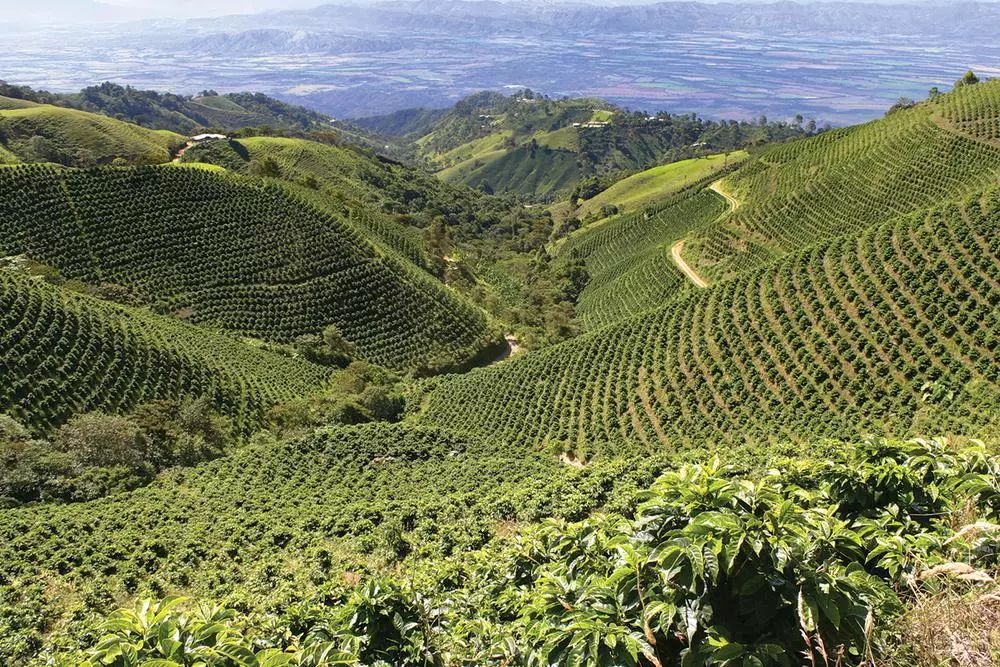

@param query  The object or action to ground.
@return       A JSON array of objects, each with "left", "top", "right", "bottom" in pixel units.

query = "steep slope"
[
  {"left": 178, "top": 133, "right": 530, "bottom": 276},
  {"left": 567, "top": 151, "right": 745, "bottom": 222},
  {"left": 0, "top": 165, "right": 497, "bottom": 372},
  {"left": 560, "top": 189, "right": 727, "bottom": 329},
  {"left": 0, "top": 271, "right": 329, "bottom": 433},
  {"left": 686, "top": 81, "right": 1000, "bottom": 282},
  {"left": 418, "top": 189, "right": 1000, "bottom": 452},
  {"left": 0, "top": 97, "right": 183, "bottom": 166}
]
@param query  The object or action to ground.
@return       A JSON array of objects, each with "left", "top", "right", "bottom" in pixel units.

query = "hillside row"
[
  {"left": 0, "top": 421, "right": 659, "bottom": 664},
  {"left": 418, "top": 189, "right": 1000, "bottom": 452},
  {"left": 687, "top": 80, "right": 1000, "bottom": 282},
  {"left": 0, "top": 165, "right": 496, "bottom": 371},
  {"left": 561, "top": 189, "right": 727, "bottom": 329},
  {"left": 0, "top": 271, "right": 329, "bottom": 433}
]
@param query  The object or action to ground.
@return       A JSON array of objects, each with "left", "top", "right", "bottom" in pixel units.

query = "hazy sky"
[
  {"left": 102, "top": 0, "right": 328, "bottom": 18},
  {"left": 7, "top": 0, "right": 989, "bottom": 25}
]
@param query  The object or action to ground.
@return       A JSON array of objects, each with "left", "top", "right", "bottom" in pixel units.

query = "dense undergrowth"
[{"left": 36, "top": 437, "right": 1000, "bottom": 667}]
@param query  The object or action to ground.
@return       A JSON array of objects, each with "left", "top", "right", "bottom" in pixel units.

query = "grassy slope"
[
  {"left": 686, "top": 81, "right": 1000, "bottom": 282},
  {"left": 0, "top": 165, "right": 496, "bottom": 372},
  {"left": 431, "top": 130, "right": 513, "bottom": 170},
  {"left": 0, "top": 97, "right": 184, "bottom": 165},
  {"left": 461, "top": 144, "right": 581, "bottom": 198},
  {"left": 0, "top": 271, "right": 329, "bottom": 433},
  {"left": 571, "top": 151, "right": 745, "bottom": 221},
  {"left": 418, "top": 188, "right": 1000, "bottom": 452}
]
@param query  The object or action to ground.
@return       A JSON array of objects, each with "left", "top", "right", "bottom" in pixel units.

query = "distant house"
[{"left": 191, "top": 133, "right": 228, "bottom": 142}]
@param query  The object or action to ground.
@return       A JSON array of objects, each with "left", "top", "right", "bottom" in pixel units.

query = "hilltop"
[
  {"left": 356, "top": 90, "right": 815, "bottom": 200},
  {"left": 0, "top": 81, "right": 331, "bottom": 135},
  {"left": 0, "top": 95, "right": 184, "bottom": 166}
]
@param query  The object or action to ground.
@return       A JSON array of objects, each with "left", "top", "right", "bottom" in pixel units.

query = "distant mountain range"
[
  {"left": 185, "top": 1, "right": 1000, "bottom": 40},
  {"left": 5, "top": 1, "right": 999, "bottom": 123}
]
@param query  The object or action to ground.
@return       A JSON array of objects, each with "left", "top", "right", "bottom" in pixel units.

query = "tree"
[
  {"left": 295, "top": 325, "right": 356, "bottom": 367},
  {"left": 928, "top": 86, "right": 942, "bottom": 99},
  {"left": 955, "top": 70, "right": 980, "bottom": 88},
  {"left": 886, "top": 97, "right": 917, "bottom": 116},
  {"left": 323, "top": 324, "right": 357, "bottom": 365},
  {"left": 0, "top": 415, "right": 71, "bottom": 505},
  {"left": 249, "top": 156, "right": 282, "bottom": 178},
  {"left": 54, "top": 412, "right": 148, "bottom": 472}
]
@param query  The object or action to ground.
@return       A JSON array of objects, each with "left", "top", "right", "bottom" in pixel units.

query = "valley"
[{"left": 1, "top": 13, "right": 999, "bottom": 665}]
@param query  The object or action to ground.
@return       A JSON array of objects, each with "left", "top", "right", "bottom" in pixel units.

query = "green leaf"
[{"left": 711, "top": 642, "right": 746, "bottom": 663}]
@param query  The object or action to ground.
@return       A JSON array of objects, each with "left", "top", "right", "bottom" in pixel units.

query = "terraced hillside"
[
  {"left": 0, "top": 97, "right": 183, "bottom": 166},
  {"left": 686, "top": 81, "right": 1000, "bottom": 281},
  {"left": 182, "top": 136, "right": 434, "bottom": 265},
  {"left": 0, "top": 165, "right": 497, "bottom": 371},
  {"left": 419, "top": 189, "right": 1000, "bottom": 452},
  {"left": 178, "top": 135, "right": 521, "bottom": 258},
  {"left": 936, "top": 78, "right": 1000, "bottom": 143},
  {"left": 560, "top": 189, "right": 727, "bottom": 329},
  {"left": 0, "top": 271, "right": 329, "bottom": 433}
]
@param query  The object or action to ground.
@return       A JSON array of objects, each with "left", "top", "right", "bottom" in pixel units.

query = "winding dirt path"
[
  {"left": 670, "top": 179, "right": 740, "bottom": 289},
  {"left": 670, "top": 239, "right": 709, "bottom": 288},
  {"left": 489, "top": 334, "right": 523, "bottom": 365},
  {"left": 709, "top": 179, "right": 741, "bottom": 210},
  {"left": 171, "top": 140, "right": 197, "bottom": 163}
]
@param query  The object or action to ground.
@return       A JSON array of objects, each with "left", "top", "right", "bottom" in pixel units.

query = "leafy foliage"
[
  {"left": 0, "top": 422, "right": 668, "bottom": 664},
  {"left": 46, "top": 438, "right": 1000, "bottom": 667},
  {"left": 1, "top": 399, "right": 233, "bottom": 506}
]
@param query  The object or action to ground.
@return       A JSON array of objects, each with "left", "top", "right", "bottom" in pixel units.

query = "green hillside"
[
  {"left": 0, "top": 269, "right": 329, "bottom": 433},
  {"left": 461, "top": 142, "right": 582, "bottom": 198},
  {"left": 0, "top": 98, "right": 183, "bottom": 166},
  {"left": 566, "top": 151, "right": 745, "bottom": 223},
  {"left": 377, "top": 90, "right": 812, "bottom": 199},
  {"left": 686, "top": 80, "right": 1000, "bottom": 282},
  {"left": 419, "top": 188, "right": 1000, "bottom": 452},
  {"left": 561, "top": 189, "right": 728, "bottom": 329},
  {"left": 0, "top": 165, "right": 497, "bottom": 372},
  {"left": 4, "top": 76, "right": 1000, "bottom": 667},
  {"left": 0, "top": 81, "right": 332, "bottom": 135}
]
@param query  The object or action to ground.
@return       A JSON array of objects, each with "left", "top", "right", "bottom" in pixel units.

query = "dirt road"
[{"left": 670, "top": 239, "right": 709, "bottom": 289}]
